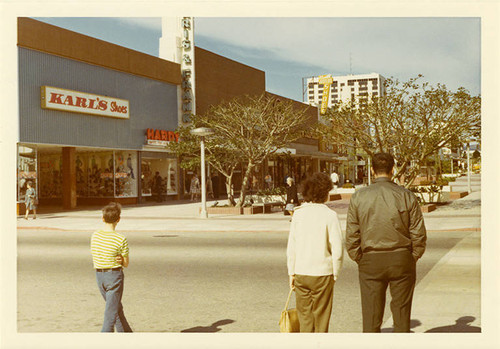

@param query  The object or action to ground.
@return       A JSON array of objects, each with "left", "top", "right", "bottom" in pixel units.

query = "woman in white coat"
[{"left": 286, "top": 172, "right": 344, "bottom": 332}]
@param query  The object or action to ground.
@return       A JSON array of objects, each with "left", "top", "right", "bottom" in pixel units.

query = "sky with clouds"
[{"left": 34, "top": 16, "right": 481, "bottom": 102}]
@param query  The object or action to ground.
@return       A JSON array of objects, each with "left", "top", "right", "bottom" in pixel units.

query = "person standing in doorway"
[
  {"left": 287, "top": 172, "right": 344, "bottom": 332},
  {"left": 211, "top": 172, "right": 220, "bottom": 199},
  {"left": 90, "top": 202, "right": 133, "bottom": 332},
  {"left": 206, "top": 175, "right": 214, "bottom": 200},
  {"left": 345, "top": 153, "right": 427, "bottom": 333},
  {"left": 153, "top": 171, "right": 163, "bottom": 202},
  {"left": 24, "top": 181, "right": 37, "bottom": 220}
]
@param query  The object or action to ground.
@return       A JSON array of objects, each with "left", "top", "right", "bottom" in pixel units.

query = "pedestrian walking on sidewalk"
[
  {"left": 287, "top": 172, "right": 344, "bottom": 332},
  {"left": 284, "top": 177, "right": 299, "bottom": 216},
  {"left": 90, "top": 202, "right": 133, "bottom": 332},
  {"left": 190, "top": 174, "right": 200, "bottom": 201},
  {"left": 346, "top": 153, "right": 427, "bottom": 333},
  {"left": 24, "top": 181, "right": 37, "bottom": 220}
]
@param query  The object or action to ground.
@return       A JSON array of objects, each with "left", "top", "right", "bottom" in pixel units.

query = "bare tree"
[
  {"left": 168, "top": 114, "right": 241, "bottom": 205},
  {"left": 320, "top": 76, "right": 481, "bottom": 187},
  {"left": 170, "top": 93, "right": 314, "bottom": 206}
]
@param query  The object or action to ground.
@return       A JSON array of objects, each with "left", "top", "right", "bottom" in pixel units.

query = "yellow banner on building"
[{"left": 318, "top": 75, "right": 333, "bottom": 115}]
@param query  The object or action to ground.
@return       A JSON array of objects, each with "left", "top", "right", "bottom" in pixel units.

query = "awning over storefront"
[{"left": 294, "top": 149, "right": 340, "bottom": 161}]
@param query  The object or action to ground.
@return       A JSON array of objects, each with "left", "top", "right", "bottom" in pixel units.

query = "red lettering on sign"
[
  {"left": 147, "top": 129, "right": 155, "bottom": 139},
  {"left": 160, "top": 130, "right": 167, "bottom": 141},
  {"left": 63, "top": 95, "right": 75, "bottom": 106},
  {"left": 49, "top": 93, "right": 64, "bottom": 104},
  {"left": 110, "top": 101, "right": 127, "bottom": 113},
  {"left": 98, "top": 100, "right": 107, "bottom": 111},
  {"left": 75, "top": 97, "right": 88, "bottom": 108},
  {"left": 146, "top": 129, "right": 180, "bottom": 143}
]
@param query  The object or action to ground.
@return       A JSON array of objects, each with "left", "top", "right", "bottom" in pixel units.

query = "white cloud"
[
  {"left": 114, "top": 17, "right": 161, "bottom": 31},
  {"left": 195, "top": 17, "right": 480, "bottom": 94}
]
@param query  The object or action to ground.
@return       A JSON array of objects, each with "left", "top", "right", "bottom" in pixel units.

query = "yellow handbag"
[{"left": 279, "top": 288, "right": 300, "bottom": 332}]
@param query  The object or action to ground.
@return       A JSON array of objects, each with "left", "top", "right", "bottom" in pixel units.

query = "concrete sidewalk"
[{"left": 17, "top": 192, "right": 481, "bottom": 233}]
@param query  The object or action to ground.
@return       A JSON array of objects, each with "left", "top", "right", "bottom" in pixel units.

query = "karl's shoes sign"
[{"left": 41, "top": 86, "right": 130, "bottom": 119}]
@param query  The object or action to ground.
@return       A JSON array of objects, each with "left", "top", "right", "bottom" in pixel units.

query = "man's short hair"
[
  {"left": 300, "top": 172, "right": 333, "bottom": 203},
  {"left": 102, "top": 202, "right": 122, "bottom": 223},
  {"left": 372, "top": 153, "right": 395, "bottom": 175}
]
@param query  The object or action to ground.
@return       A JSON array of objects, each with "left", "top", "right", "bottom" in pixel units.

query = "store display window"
[
  {"left": 82, "top": 151, "right": 115, "bottom": 197},
  {"left": 76, "top": 150, "right": 138, "bottom": 198},
  {"left": 114, "top": 151, "right": 138, "bottom": 197},
  {"left": 39, "top": 152, "right": 62, "bottom": 198},
  {"left": 141, "top": 157, "right": 177, "bottom": 196},
  {"left": 17, "top": 145, "right": 38, "bottom": 202}
]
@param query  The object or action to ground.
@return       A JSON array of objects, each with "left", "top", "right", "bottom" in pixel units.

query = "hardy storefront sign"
[
  {"left": 41, "top": 86, "right": 130, "bottom": 119},
  {"left": 146, "top": 128, "right": 179, "bottom": 147}
]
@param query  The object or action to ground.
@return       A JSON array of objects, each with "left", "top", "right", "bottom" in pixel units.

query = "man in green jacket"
[{"left": 346, "top": 153, "right": 427, "bottom": 333}]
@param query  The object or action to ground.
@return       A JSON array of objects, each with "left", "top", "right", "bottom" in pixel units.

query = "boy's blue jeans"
[{"left": 96, "top": 269, "right": 132, "bottom": 332}]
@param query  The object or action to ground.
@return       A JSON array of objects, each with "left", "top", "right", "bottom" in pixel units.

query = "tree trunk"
[
  {"left": 236, "top": 162, "right": 254, "bottom": 207},
  {"left": 225, "top": 175, "right": 236, "bottom": 206}
]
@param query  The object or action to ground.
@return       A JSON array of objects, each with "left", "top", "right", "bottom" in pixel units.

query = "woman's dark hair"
[
  {"left": 102, "top": 202, "right": 122, "bottom": 223},
  {"left": 300, "top": 172, "right": 333, "bottom": 203},
  {"left": 372, "top": 153, "right": 395, "bottom": 175},
  {"left": 27, "top": 181, "right": 32, "bottom": 187}
]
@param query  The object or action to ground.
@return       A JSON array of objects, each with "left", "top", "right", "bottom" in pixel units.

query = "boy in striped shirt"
[{"left": 91, "top": 202, "right": 132, "bottom": 332}]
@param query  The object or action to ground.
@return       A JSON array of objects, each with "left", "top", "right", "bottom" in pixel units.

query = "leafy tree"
[
  {"left": 320, "top": 76, "right": 481, "bottom": 187},
  {"left": 168, "top": 113, "right": 241, "bottom": 206},
  {"left": 169, "top": 93, "right": 313, "bottom": 206}
]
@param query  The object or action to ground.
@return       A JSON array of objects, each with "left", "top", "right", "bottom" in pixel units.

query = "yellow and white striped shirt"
[{"left": 91, "top": 230, "right": 129, "bottom": 269}]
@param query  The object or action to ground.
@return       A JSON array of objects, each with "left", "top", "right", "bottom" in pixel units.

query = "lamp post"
[
  {"left": 466, "top": 139, "right": 471, "bottom": 194},
  {"left": 190, "top": 127, "right": 214, "bottom": 218}
]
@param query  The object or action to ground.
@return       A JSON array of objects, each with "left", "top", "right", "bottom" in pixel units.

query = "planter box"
[
  {"left": 441, "top": 185, "right": 451, "bottom": 192},
  {"left": 332, "top": 188, "right": 356, "bottom": 200},
  {"left": 206, "top": 206, "right": 242, "bottom": 215},
  {"left": 450, "top": 191, "right": 468, "bottom": 199},
  {"left": 413, "top": 191, "right": 450, "bottom": 203},
  {"left": 328, "top": 193, "right": 342, "bottom": 201},
  {"left": 248, "top": 195, "right": 284, "bottom": 204},
  {"left": 421, "top": 204, "right": 437, "bottom": 213},
  {"left": 204, "top": 204, "right": 266, "bottom": 215}
]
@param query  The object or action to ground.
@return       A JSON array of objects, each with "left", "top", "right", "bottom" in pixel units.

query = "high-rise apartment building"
[{"left": 305, "top": 72, "right": 386, "bottom": 109}]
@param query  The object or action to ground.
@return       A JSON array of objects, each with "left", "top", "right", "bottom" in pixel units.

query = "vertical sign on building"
[
  {"left": 181, "top": 17, "right": 195, "bottom": 123},
  {"left": 318, "top": 74, "right": 333, "bottom": 115}
]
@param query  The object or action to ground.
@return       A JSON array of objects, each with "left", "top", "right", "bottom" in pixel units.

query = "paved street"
[
  {"left": 16, "top": 184, "right": 482, "bottom": 333},
  {"left": 17, "top": 227, "right": 475, "bottom": 333}
]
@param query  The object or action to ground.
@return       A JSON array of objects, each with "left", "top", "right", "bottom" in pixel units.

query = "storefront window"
[
  {"left": 141, "top": 157, "right": 177, "bottom": 196},
  {"left": 17, "top": 145, "right": 38, "bottom": 202},
  {"left": 39, "top": 152, "right": 62, "bottom": 198},
  {"left": 115, "top": 151, "right": 138, "bottom": 197},
  {"left": 87, "top": 151, "right": 114, "bottom": 197}
]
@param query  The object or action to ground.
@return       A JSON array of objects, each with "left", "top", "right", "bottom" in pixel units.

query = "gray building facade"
[{"left": 17, "top": 22, "right": 182, "bottom": 210}]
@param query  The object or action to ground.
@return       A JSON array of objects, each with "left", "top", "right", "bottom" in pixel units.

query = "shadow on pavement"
[
  {"left": 381, "top": 319, "right": 422, "bottom": 333},
  {"left": 425, "top": 316, "right": 481, "bottom": 333},
  {"left": 180, "top": 319, "right": 235, "bottom": 333}
]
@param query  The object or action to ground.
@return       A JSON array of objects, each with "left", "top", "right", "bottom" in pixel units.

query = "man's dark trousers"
[{"left": 358, "top": 250, "right": 416, "bottom": 332}]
